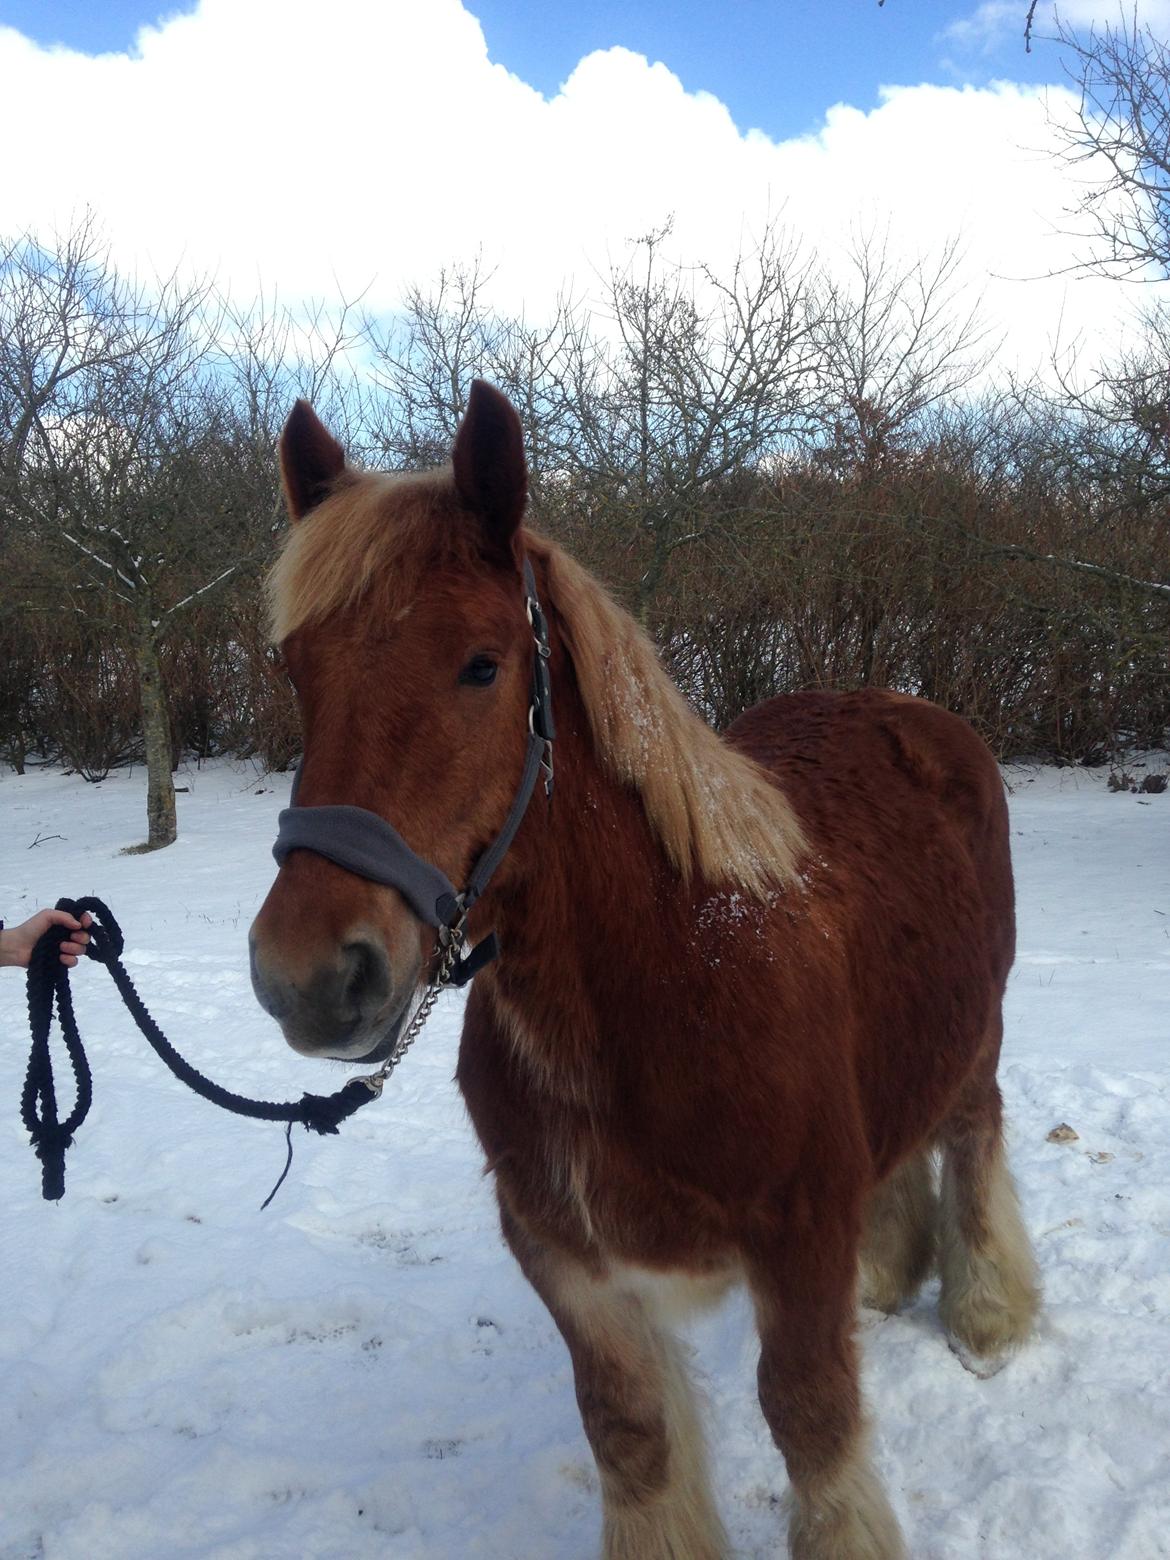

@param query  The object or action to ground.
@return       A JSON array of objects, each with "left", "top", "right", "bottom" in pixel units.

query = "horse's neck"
[
  {"left": 477, "top": 558, "right": 805, "bottom": 1074},
  {"left": 485, "top": 687, "right": 720, "bottom": 1061}
]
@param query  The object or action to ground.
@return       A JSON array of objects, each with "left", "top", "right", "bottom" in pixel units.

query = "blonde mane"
[
  {"left": 529, "top": 536, "right": 807, "bottom": 897},
  {"left": 266, "top": 467, "right": 806, "bottom": 897}
]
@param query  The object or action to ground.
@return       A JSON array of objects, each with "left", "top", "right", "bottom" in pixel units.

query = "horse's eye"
[{"left": 459, "top": 655, "right": 498, "bottom": 687}]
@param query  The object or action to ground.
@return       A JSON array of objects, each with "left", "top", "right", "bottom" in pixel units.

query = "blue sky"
[{"left": 0, "top": 0, "right": 1059, "bottom": 140}]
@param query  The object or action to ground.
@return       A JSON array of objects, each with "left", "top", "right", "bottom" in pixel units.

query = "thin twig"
[{"left": 1025, "top": 0, "right": 1040, "bottom": 53}]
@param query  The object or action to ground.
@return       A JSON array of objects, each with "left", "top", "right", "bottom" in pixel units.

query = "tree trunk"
[{"left": 135, "top": 627, "right": 176, "bottom": 849}]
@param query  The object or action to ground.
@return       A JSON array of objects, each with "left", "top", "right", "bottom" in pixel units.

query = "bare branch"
[{"left": 164, "top": 561, "right": 247, "bottom": 617}]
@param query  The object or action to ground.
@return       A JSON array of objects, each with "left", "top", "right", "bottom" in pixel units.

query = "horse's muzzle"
[{"left": 248, "top": 930, "right": 417, "bottom": 1062}]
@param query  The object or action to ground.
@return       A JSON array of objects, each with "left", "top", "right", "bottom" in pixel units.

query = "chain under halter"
[{"left": 356, "top": 911, "right": 469, "bottom": 1096}]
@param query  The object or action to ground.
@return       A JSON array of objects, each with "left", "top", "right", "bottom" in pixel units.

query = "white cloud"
[
  {"left": 940, "top": 2, "right": 1026, "bottom": 56},
  {"left": 0, "top": 0, "right": 1156, "bottom": 383},
  {"left": 1053, "top": 0, "right": 1170, "bottom": 33}
]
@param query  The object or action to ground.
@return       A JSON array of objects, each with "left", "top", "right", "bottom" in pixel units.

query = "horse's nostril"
[{"left": 341, "top": 938, "right": 390, "bottom": 1020}]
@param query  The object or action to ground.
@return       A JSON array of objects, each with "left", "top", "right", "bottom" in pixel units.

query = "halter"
[{"left": 271, "top": 556, "right": 555, "bottom": 998}]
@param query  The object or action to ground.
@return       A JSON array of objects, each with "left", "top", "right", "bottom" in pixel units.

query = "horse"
[{"left": 249, "top": 380, "right": 1040, "bottom": 1560}]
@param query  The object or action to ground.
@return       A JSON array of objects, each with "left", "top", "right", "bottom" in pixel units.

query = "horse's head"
[{"left": 249, "top": 382, "right": 539, "bottom": 1062}]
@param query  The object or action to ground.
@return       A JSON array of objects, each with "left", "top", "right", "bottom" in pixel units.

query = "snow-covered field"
[{"left": 1, "top": 759, "right": 1167, "bottom": 1560}]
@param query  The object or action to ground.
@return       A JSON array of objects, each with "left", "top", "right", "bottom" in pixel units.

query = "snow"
[{"left": 1, "top": 758, "right": 1167, "bottom": 1559}]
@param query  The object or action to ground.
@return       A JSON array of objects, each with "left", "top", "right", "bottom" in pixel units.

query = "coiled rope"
[{"left": 21, "top": 897, "right": 382, "bottom": 1207}]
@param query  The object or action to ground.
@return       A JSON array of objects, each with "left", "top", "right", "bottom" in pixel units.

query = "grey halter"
[{"left": 272, "top": 558, "right": 554, "bottom": 987}]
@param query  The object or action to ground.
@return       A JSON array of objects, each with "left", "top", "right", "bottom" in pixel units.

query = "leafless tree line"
[{"left": 1, "top": 186, "right": 1166, "bottom": 845}]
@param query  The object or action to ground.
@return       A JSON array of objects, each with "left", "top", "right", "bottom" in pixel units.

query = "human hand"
[{"left": 0, "top": 909, "right": 93, "bottom": 968}]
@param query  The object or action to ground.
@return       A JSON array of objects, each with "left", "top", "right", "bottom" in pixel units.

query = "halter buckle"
[{"left": 438, "top": 899, "right": 469, "bottom": 949}]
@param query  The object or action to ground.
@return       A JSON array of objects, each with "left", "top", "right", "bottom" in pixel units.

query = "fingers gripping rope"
[{"left": 20, "top": 897, "right": 381, "bottom": 1205}]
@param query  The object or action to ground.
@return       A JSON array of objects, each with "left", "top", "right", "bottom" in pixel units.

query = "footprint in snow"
[{"left": 424, "top": 1437, "right": 463, "bottom": 1459}]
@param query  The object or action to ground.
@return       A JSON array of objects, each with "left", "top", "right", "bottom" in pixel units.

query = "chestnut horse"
[{"left": 250, "top": 382, "right": 1039, "bottom": 1559}]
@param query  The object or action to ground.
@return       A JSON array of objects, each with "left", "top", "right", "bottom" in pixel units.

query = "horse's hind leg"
[
  {"left": 749, "top": 1203, "right": 906, "bottom": 1560},
  {"left": 859, "top": 1149, "right": 937, "bottom": 1314},
  {"left": 938, "top": 1059, "right": 1040, "bottom": 1370},
  {"left": 500, "top": 1206, "right": 726, "bottom": 1560}
]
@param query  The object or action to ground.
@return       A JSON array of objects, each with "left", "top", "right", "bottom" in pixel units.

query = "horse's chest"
[
  {"left": 504, "top": 1108, "right": 734, "bottom": 1271},
  {"left": 461, "top": 988, "right": 738, "bottom": 1268}
]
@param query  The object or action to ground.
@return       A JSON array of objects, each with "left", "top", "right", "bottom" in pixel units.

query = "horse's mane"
[
  {"left": 525, "top": 536, "right": 806, "bottom": 896},
  {"left": 268, "top": 469, "right": 806, "bottom": 898}
]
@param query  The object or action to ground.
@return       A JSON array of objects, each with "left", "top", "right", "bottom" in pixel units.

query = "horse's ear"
[
  {"left": 279, "top": 400, "right": 346, "bottom": 522},
  {"left": 451, "top": 380, "right": 527, "bottom": 557}
]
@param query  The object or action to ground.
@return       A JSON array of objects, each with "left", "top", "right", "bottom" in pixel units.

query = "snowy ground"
[{"left": 1, "top": 758, "right": 1167, "bottom": 1560}]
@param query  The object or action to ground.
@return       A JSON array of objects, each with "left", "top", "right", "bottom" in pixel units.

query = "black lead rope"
[{"left": 20, "top": 896, "right": 383, "bottom": 1208}]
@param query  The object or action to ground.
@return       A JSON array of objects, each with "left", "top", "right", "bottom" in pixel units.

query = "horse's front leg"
[
  {"left": 749, "top": 1199, "right": 906, "bottom": 1560},
  {"left": 500, "top": 1203, "right": 727, "bottom": 1560}
]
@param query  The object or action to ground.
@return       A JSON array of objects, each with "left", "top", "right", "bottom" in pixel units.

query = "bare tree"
[
  {"left": 563, "top": 222, "right": 825, "bottom": 619},
  {"left": 1051, "top": 11, "right": 1170, "bottom": 279},
  {"left": 363, "top": 257, "right": 582, "bottom": 508},
  {"left": 813, "top": 229, "right": 994, "bottom": 475},
  {"left": 216, "top": 285, "right": 369, "bottom": 535},
  {"left": 1029, "top": 14, "right": 1170, "bottom": 603},
  {"left": 0, "top": 221, "right": 255, "bottom": 847},
  {"left": 365, "top": 259, "right": 500, "bottom": 465},
  {"left": 0, "top": 214, "right": 142, "bottom": 491}
]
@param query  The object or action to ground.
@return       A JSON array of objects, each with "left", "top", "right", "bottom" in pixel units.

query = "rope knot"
[{"left": 298, "top": 1080, "right": 379, "bottom": 1135}]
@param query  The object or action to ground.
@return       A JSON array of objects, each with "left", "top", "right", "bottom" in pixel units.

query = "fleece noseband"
[{"left": 271, "top": 558, "right": 554, "bottom": 987}]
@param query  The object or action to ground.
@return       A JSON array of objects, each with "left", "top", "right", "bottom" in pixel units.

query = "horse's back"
[{"left": 727, "top": 687, "right": 1009, "bottom": 907}]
